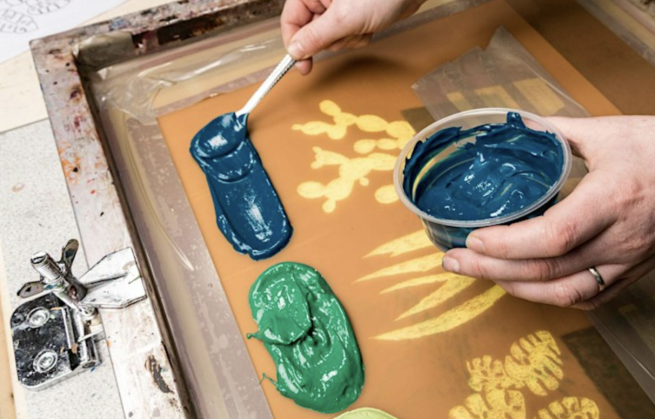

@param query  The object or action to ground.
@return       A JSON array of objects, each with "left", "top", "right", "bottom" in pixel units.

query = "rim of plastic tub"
[{"left": 393, "top": 107, "right": 573, "bottom": 228}]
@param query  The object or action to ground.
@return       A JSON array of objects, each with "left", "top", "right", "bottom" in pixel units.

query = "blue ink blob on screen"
[{"left": 190, "top": 112, "right": 292, "bottom": 260}]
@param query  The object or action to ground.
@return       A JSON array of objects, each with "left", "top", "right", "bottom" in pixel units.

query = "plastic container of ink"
[{"left": 394, "top": 108, "right": 572, "bottom": 250}]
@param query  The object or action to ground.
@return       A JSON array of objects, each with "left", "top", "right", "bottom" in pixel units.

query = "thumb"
[
  {"left": 287, "top": 8, "right": 357, "bottom": 60},
  {"left": 465, "top": 171, "right": 614, "bottom": 259},
  {"left": 546, "top": 116, "right": 619, "bottom": 159}
]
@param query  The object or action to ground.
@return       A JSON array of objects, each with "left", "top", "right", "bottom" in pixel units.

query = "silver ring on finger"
[{"left": 588, "top": 267, "right": 606, "bottom": 292}]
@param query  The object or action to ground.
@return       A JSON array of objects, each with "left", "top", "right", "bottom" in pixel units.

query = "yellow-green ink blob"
[
  {"left": 248, "top": 262, "right": 365, "bottom": 413},
  {"left": 334, "top": 407, "right": 399, "bottom": 419}
]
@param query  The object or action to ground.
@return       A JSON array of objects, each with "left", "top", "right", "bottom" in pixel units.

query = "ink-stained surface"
[
  {"left": 248, "top": 263, "right": 364, "bottom": 413},
  {"left": 404, "top": 113, "right": 564, "bottom": 221},
  {"left": 157, "top": 1, "right": 653, "bottom": 417},
  {"left": 190, "top": 112, "right": 292, "bottom": 260}
]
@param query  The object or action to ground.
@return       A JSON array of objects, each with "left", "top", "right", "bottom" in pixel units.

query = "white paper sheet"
[{"left": 0, "top": 0, "right": 128, "bottom": 64}]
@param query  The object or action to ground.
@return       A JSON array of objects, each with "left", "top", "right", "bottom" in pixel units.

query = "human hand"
[
  {"left": 281, "top": 0, "right": 424, "bottom": 74},
  {"left": 441, "top": 116, "right": 655, "bottom": 310}
]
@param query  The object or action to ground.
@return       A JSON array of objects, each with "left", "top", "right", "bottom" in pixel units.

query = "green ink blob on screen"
[{"left": 248, "top": 262, "right": 365, "bottom": 413}]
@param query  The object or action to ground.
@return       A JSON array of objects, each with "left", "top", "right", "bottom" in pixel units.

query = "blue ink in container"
[
  {"left": 190, "top": 112, "right": 293, "bottom": 260},
  {"left": 395, "top": 109, "right": 571, "bottom": 250}
]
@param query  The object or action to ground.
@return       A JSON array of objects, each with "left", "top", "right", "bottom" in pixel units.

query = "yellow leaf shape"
[
  {"left": 505, "top": 331, "right": 563, "bottom": 396},
  {"left": 375, "top": 285, "right": 506, "bottom": 340},
  {"left": 323, "top": 200, "right": 337, "bottom": 213},
  {"left": 386, "top": 120, "right": 415, "bottom": 141},
  {"left": 466, "top": 331, "right": 563, "bottom": 396},
  {"left": 374, "top": 184, "right": 398, "bottom": 205},
  {"left": 534, "top": 397, "right": 599, "bottom": 419},
  {"left": 294, "top": 100, "right": 418, "bottom": 210},
  {"left": 354, "top": 137, "right": 410, "bottom": 153},
  {"left": 292, "top": 100, "right": 357, "bottom": 140},
  {"left": 357, "top": 115, "right": 389, "bottom": 132},
  {"left": 379, "top": 273, "right": 458, "bottom": 294},
  {"left": 365, "top": 230, "right": 433, "bottom": 258},
  {"left": 333, "top": 407, "right": 398, "bottom": 419},
  {"left": 310, "top": 147, "right": 349, "bottom": 168},
  {"left": 320, "top": 100, "right": 341, "bottom": 116},
  {"left": 449, "top": 389, "right": 525, "bottom": 419},
  {"left": 335, "top": 112, "right": 358, "bottom": 126},
  {"left": 467, "top": 355, "right": 517, "bottom": 393},
  {"left": 341, "top": 153, "right": 396, "bottom": 179},
  {"left": 297, "top": 181, "right": 326, "bottom": 199},
  {"left": 376, "top": 139, "right": 399, "bottom": 150},
  {"left": 354, "top": 139, "right": 377, "bottom": 154},
  {"left": 292, "top": 121, "right": 348, "bottom": 140},
  {"left": 396, "top": 276, "right": 476, "bottom": 320},
  {"left": 300, "top": 148, "right": 397, "bottom": 213},
  {"left": 355, "top": 253, "right": 444, "bottom": 282},
  {"left": 299, "top": 101, "right": 415, "bottom": 147},
  {"left": 298, "top": 178, "right": 354, "bottom": 210}
]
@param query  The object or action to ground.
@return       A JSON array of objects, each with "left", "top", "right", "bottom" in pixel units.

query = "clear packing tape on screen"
[
  {"left": 89, "top": 0, "right": 494, "bottom": 122},
  {"left": 412, "top": 27, "right": 589, "bottom": 120}
]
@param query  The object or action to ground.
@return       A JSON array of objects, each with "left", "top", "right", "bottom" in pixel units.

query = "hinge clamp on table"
[{"left": 10, "top": 239, "right": 147, "bottom": 390}]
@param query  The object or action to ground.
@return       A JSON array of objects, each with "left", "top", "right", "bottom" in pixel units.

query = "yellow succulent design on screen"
[
  {"left": 449, "top": 331, "right": 600, "bottom": 419},
  {"left": 293, "top": 100, "right": 415, "bottom": 212},
  {"left": 357, "top": 230, "right": 506, "bottom": 340}
]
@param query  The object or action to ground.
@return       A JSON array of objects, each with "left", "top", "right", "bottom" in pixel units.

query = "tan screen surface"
[{"left": 157, "top": 1, "right": 632, "bottom": 417}]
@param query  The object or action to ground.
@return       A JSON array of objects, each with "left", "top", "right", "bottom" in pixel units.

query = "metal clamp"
[{"left": 11, "top": 239, "right": 147, "bottom": 390}]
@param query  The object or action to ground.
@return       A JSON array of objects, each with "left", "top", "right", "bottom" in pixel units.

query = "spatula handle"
[{"left": 236, "top": 54, "right": 296, "bottom": 118}]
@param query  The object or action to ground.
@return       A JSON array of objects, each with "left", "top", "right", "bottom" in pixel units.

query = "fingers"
[
  {"left": 494, "top": 264, "right": 623, "bottom": 309},
  {"left": 290, "top": 33, "right": 371, "bottom": 75},
  {"left": 286, "top": 4, "right": 359, "bottom": 61},
  {"left": 281, "top": 0, "right": 328, "bottom": 46},
  {"left": 325, "top": 34, "right": 373, "bottom": 51},
  {"left": 444, "top": 220, "right": 625, "bottom": 282},
  {"left": 475, "top": 257, "right": 655, "bottom": 310},
  {"left": 545, "top": 116, "right": 609, "bottom": 159},
  {"left": 575, "top": 258, "right": 655, "bottom": 309},
  {"left": 447, "top": 115, "right": 655, "bottom": 309},
  {"left": 546, "top": 116, "right": 626, "bottom": 163},
  {"left": 465, "top": 172, "right": 615, "bottom": 260},
  {"left": 545, "top": 117, "right": 586, "bottom": 158},
  {"left": 443, "top": 246, "right": 597, "bottom": 282},
  {"left": 294, "top": 59, "right": 313, "bottom": 75}
]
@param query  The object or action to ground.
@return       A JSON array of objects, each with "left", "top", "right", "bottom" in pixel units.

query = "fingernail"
[
  {"left": 287, "top": 41, "right": 305, "bottom": 60},
  {"left": 466, "top": 235, "right": 485, "bottom": 253},
  {"left": 442, "top": 256, "right": 460, "bottom": 273}
]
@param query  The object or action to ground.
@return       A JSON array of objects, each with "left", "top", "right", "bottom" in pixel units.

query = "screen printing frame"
[
  {"left": 30, "top": 0, "right": 655, "bottom": 417},
  {"left": 31, "top": 1, "right": 499, "bottom": 417}
]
